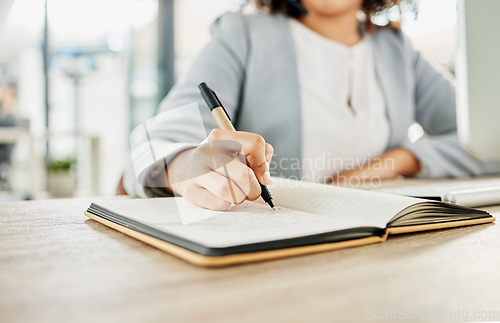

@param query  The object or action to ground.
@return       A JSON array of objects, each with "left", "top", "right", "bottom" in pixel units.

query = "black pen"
[{"left": 198, "top": 82, "right": 275, "bottom": 209}]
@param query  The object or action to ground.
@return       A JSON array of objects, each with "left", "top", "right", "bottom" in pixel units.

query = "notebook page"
[
  {"left": 269, "top": 178, "right": 425, "bottom": 228},
  {"left": 94, "top": 198, "right": 365, "bottom": 248}
]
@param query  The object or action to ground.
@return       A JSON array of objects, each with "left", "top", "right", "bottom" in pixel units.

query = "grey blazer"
[{"left": 124, "top": 12, "right": 500, "bottom": 197}]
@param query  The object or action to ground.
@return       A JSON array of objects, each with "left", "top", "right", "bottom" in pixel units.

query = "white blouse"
[{"left": 289, "top": 19, "right": 390, "bottom": 183}]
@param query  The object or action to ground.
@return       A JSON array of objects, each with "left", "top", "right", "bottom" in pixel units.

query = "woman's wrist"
[
  {"left": 379, "top": 147, "right": 421, "bottom": 177},
  {"left": 165, "top": 148, "right": 194, "bottom": 195}
]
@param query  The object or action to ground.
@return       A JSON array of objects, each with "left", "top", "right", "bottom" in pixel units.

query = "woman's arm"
[
  {"left": 401, "top": 35, "right": 500, "bottom": 178},
  {"left": 123, "top": 13, "right": 251, "bottom": 197},
  {"left": 336, "top": 32, "right": 500, "bottom": 183}
]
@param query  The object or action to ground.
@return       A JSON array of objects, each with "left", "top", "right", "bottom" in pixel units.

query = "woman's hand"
[
  {"left": 166, "top": 129, "right": 274, "bottom": 211},
  {"left": 331, "top": 147, "right": 421, "bottom": 185}
]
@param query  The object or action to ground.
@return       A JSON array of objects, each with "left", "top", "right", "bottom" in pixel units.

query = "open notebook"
[{"left": 85, "top": 178, "right": 494, "bottom": 267}]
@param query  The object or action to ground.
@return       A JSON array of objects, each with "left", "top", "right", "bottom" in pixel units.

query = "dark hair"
[{"left": 255, "top": 0, "right": 408, "bottom": 29}]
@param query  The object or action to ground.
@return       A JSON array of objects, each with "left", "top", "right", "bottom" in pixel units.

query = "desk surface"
[{"left": 1, "top": 189, "right": 500, "bottom": 322}]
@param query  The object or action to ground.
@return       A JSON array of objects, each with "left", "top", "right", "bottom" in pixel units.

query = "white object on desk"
[{"left": 376, "top": 178, "right": 500, "bottom": 207}]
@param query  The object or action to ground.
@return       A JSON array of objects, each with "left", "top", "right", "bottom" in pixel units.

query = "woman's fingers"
[
  {"left": 194, "top": 170, "right": 248, "bottom": 204},
  {"left": 265, "top": 143, "right": 274, "bottom": 164},
  {"left": 211, "top": 156, "right": 262, "bottom": 201},
  {"left": 183, "top": 186, "right": 232, "bottom": 211},
  {"left": 209, "top": 129, "right": 274, "bottom": 185}
]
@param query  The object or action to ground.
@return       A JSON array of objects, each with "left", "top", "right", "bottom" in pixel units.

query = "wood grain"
[{"left": 1, "top": 196, "right": 500, "bottom": 323}]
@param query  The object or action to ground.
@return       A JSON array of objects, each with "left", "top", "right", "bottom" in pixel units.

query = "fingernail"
[{"left": 263, "top": 170, "right": 271, "bottom": 185}]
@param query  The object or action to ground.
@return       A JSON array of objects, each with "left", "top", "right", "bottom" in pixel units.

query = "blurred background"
[{"left": 0, "top": 0, "right": 457, "bottom": 200}]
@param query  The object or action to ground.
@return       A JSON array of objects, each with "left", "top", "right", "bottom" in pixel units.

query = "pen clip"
[{"left": 211, "top": 90, "right": 231, "bottom": 122}]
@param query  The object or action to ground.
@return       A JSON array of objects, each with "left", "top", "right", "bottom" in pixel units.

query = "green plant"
[{"left": 47, "top": 157, "right": 76, "bottom": 173}]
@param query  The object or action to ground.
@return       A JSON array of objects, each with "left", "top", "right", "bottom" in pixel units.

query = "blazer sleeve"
[
  {"left": 123, "top": 12, "right": 249, "bottom": 197},
  {"left": 401, "top": 37, "right": 500, "bottom": 178}
]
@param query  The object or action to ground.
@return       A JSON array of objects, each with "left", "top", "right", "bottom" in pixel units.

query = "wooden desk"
[{"left": 1, "top": 195, "right": 499, "bottom": 323}]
